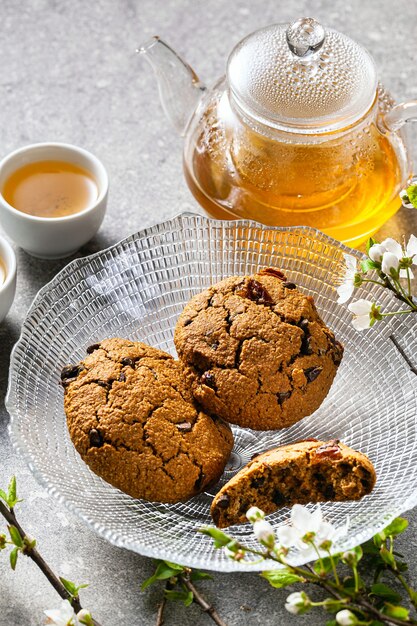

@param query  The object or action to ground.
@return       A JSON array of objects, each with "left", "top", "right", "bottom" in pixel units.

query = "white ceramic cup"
[
  {"left": 0, "top": 235, "right": 17, "bottom": 323},
  {"left": 0, "top": 143, "right": 108, "bottom": 259}
]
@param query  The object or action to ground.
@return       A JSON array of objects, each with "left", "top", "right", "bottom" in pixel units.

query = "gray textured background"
[{"left": 1, "top": 1, "right": 417, "bottom": 624}]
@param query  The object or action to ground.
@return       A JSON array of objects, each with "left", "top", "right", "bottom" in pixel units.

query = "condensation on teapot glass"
[{"left": 226, "top": 18, "right": 378, "bottom": 132}]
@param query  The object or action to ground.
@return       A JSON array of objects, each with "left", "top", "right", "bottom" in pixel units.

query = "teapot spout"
[{"left": 138, "top": 37, "right": 206, "bottom": 135}]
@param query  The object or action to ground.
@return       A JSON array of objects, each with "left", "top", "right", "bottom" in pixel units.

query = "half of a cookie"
[
  {"left": 210, "top": 439, "right": 376, "bottom": 527},
  {"left": 62, "top": 338, "right": 234, "bottom": 504}
]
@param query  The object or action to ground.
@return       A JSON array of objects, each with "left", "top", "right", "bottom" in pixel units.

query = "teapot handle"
[{"left": 380, "top": 100, "right": 417, "bottom": 132}]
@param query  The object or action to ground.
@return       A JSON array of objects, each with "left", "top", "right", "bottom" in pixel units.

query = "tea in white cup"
[{"left": 0, "top": 143, "right": 108, "bottom": 259}]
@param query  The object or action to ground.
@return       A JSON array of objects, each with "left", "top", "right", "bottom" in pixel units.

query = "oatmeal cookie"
[
  {"left": 62, "top": 338, "right": 234, "bottom": 503},
  {"left": 174, "top": 268, "right": 343, "bottom": 430},
  {"left": 211, "top": 439, "right": 376, "bottom": 527}
]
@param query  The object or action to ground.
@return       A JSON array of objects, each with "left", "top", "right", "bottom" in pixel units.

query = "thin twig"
[
  {"left": 0, "top": 501, "right": 101, "bottom": 626},
  {"left": 156, "top": 579, "right": 175, "bottom": 626},
  {"left": 155, "top": 588, "right": 168, "bottom": 626},
  {"left": 155, "top": 596, "right": 166, "bottom": 626},
  {"left": 182, "top": 577, "right": 228, "bottom": 626}
]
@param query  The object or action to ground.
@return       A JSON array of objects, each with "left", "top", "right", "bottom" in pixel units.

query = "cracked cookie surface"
[
  {"left": 62, "top": 338, "right": 234, "bottom": 503},
  {"left": 174, "top": 269, "right": 344, "bottom": 430},
  {"left": 211, "top": 439, "right": 376, "bottom": 527}
]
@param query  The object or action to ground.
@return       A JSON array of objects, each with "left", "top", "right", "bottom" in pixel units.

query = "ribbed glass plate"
[{"left": 6, "top": 214, "right": 417, "bottom": 571}]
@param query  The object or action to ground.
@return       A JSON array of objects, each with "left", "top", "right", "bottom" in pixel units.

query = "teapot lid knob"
[{"left": 286, "top": 17, "right": 325, "bottom": 58}]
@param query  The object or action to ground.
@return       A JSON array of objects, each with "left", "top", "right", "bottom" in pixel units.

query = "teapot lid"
[{"left": 227, "top": 17, "right": 378, "bottom": 133}]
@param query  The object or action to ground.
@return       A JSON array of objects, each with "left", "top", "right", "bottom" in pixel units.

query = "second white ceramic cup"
[
  {"left": 0, "top": 235, "right": 17, "bottom": 323},
  {"left": 0, "top": 143, "right": 108, "bottom": 259}
]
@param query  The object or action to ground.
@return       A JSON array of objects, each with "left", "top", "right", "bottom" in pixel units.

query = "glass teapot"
[{"left": 140, "top": 17, "right": 417, "bottom": 247}]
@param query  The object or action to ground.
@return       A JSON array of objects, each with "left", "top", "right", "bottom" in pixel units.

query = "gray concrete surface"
[{"left": 1, "top": 1, "right": 417, "bottom": 624}]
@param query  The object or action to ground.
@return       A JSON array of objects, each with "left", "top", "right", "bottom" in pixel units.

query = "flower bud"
[
  {"left": 400, "top": 188, "right": 415, "bottom": 209},
  {"left": 341, "top": 546, "right": 362, "bottom": 566},
  {"left": 285, "top": 591, "right": 311, "bottom": 615},
  {"left": 224, "top": 545, "right": 245, "bottom": 561},
  {"left": 336, "top": 609, "right": 358, "bottom": 625},
  {"left": 381, "top": 251, "right": 400, "bottom": 277},
  {"left": 253, "top": 519, "right": 275, "bottom": 548},
  {"left": 246, "top": 506, "right": 265, "bottom": 523},
  {"left": 368, "top": 243, "right": 385, "bottom": 262},
  {"left": 77, "top": 609, "right": 94, "bottom": 625}
]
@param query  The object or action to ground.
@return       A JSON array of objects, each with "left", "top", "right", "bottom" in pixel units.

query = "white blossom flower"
[
  {"left": 381, "top": 251, "right": 400, "bottom": 277},
  {"left": 44, "top": 600, "right": 77, "bottom": 626},
  {"left": 337, "top": 254, "right": 359, "bottom": 304},
  {"left": 285, "top": 591, "right": 311, "bottom": 615},
  {"left": 246, "top": 506, "right": 265, "bottom": 523},
  {"left": 253, "top": 519, "right": 276, "bottom": 548},
  {"left": 348, "top": 299, "right": 376, "bottom": 331},
  {"left": 405, "top": 234, "right": 417, "bottom": 259},
  {"left": 380, "top": 237, "right": 403, "bottom": 258},
  {"left": 276, "top": 504, "right": 348, "bottom": 560},
  {"left": 336, "top": 609, "right": 357, "bottom": 625},
  {"left": 380, "top": 236, "right": 416, "bottom": 278},
  {"left": 368, "top": 243, "right": 385, "bottom": 262}
]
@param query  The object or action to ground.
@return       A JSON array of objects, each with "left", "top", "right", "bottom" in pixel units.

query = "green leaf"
[
  {"left": 313, "top": 557, "right": 334, "bottom": 576},
  {"left": 141, "top": 561, "right": 181, "bottom": 590},
  {"left": 366, "top": 237, "right": 378, "bottom": 253},
  {"left": 8, "top": 525, "right": 23, "bottom": 548},
  {"left": 370, "top": 583, "right": 402, "bottom": 603},
  {"left": 0, "top": 489, "right": 8, "bottom": 504},
  {"left": 190, "top": 571, "right": 213, "bottom": 582},
  {"left": 8, "top": 476, "right": 17, "bottom": 503},
  {"left": 4, "top": 477, "right": 22, "bottom": 509},
  {"left": 59, "top": 577, "right": 88, "bottom": 597},
  {"left": 184, "top": 590, "right": 194, "bottom": 607},
  {"left": 383, "top": 603, "right": 409, "bottom": 619},
  {"left": 383, "top": 518, "right": 408, "bottom": 538},
  {"left": 326, "top": 621, "right": 337, "bottom": 626},
  {"left": 261, "top": 569, "right": 303, "bottom": 588},
  {"left": 163, "top": 560, "right": 185, "bottom": 572},
  {"left": 60, "top": 577, "right": 78, "bottom": 597},
  {"left": 361, "top": 258, "right": 380, "bottom": 273},
  {"left": 165, "top": 589, "right": 194, "bottom": 606},
  {"left": 407, "top": 184, "right": 417, "bottom": 208},
  {"left": 380, "top": 546, "right": 396, "bottom": 568},
  {"left": 141, "top": 573, "right": 159, "bottom": 590},
  {"left": 10, "top": 546, "right": 18, "bottom": 570},
  {"left": 199, "top": 527, "right": 232, "bottom": 548}
]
